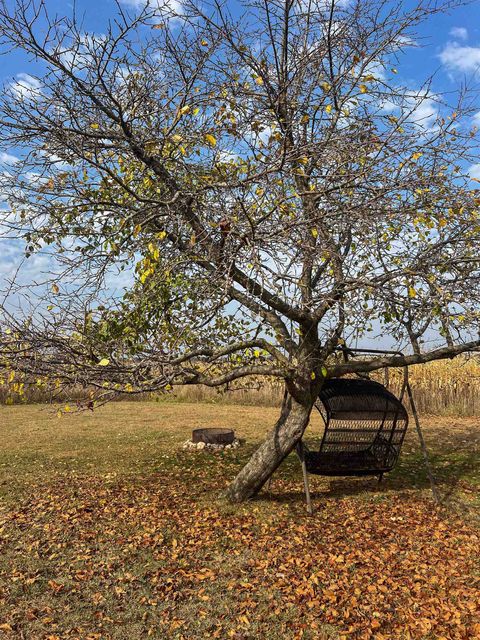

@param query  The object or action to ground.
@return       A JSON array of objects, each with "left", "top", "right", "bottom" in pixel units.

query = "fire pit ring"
[{"left": 192, "top": 428, "right": 235, "bottom": 445}]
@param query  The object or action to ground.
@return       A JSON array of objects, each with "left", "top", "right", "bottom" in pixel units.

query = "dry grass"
[
  {"left": 0, "top": 402, "right": 479, "bottom": 639},
  {"left": 0, "top": 402, "right": 478, "bottom": 505}
]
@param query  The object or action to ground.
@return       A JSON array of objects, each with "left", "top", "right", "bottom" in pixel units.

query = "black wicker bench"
[{"left": 297, "top": 377, "right": 409, "bottom": 513}]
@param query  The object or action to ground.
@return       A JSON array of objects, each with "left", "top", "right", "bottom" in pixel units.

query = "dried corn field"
[
  {"left": 377, "top": 358, "right": 480, "bottom": 416},
  {"left": 150, "top": 357, "right": 480, "bottom": 416},
  {"left": 3, "top": 357, "right": 480, "bottom": 415}
]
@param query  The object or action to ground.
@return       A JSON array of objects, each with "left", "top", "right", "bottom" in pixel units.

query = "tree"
[{"left": 0, "top": 0, "right": 479, "bottom": 502}]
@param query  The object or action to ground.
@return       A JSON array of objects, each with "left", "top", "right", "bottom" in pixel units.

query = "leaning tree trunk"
[{"left": 225, "top": 392, "right": 314, "bottom": 503}]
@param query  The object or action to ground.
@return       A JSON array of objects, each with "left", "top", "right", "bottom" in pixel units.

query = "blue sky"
[{"left": 2, "top": 0, "right": 480, "bottom": 91}]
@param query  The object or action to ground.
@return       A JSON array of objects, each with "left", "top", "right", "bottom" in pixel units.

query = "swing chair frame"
[{"left": 296, "top": 347, "right": 439, "bottom": 515}]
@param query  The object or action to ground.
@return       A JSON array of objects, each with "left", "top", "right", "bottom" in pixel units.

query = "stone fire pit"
[{"left": 182, "top": 428, "right": 241, "bottom": 451}]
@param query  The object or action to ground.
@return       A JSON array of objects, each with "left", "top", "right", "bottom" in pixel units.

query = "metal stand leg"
[
  {"left": 406, "top": 382, "right": 440, "bottom": 504},
  {"left": 296, "top": 442, "right": 313, "bottom": 515}
]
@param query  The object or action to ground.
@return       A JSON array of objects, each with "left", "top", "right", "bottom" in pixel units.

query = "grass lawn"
[{"left": 0, "top": 402, "right": 479, "bottom": 640}]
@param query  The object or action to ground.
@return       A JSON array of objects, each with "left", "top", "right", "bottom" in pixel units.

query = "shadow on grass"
[{"left": 255, "top": 449, "right": 479, "bottom": 511}]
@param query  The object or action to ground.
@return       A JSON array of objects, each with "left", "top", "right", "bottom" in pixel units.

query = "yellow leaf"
[
  {"left": 98, "top": 358, "right": 110, "bottom": 366},
  {"left": 255, "top": 76, "right": 264, "bottom": 85},
  {"left": 321, "top": 82, "right": 331, "bottom": 92},
  {"left": 298, "top": 156, "right": 309, "bottom": 165},
  {"left": 254, "top": 349, "right": 260, "bottom": 358},
  {"left": 90, "top": 123, "right": 100, "bottom": 130},
  {"left": 205, "top": 133, "right": 217, "bottom": 147},
  {"left": 359, "top": 84, "right": 368, "bottom": 93},
  {"left": 411, "top": 152, "right": 423, "bottom": 161},
  {"left": 408, "top": 286, "right": 417, "bottom": 298},
  {"left": 200, "top": 39, "right": 208, "bottom": 46},
  {"left": 52, "top": 283, "right": 60, "bottom": 294},
  {"left": 193, "top": 107, "right": 200, "bottom": 116},
  {"left": 133, "top": 224, "right": 142, "bottom": 238},
  {"left": 310, "top": 371, "right": 316, "bottom": 380},
  {"left": 311, "top": 228, "right": 318, "bottom": 238},
  {"left": 325, "top": 104, "right": 332, "bottom": 114},
  {"left": 177, "top": 104, "right": 191, "bottom": 116}
]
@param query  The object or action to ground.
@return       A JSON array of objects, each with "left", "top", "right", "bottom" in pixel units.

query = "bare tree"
[{"left": 0, "top": 0, "right": 479, "bottom": 502}]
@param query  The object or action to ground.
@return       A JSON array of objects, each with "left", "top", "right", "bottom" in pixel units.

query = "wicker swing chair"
[
  {"left": 302, "top": 377, "right": 409, "bottom": 478},
  {"left": 296, "top": 348, "right": 422, "bottom": 514}
]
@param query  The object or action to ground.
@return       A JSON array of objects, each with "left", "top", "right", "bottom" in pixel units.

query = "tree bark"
[{"left": 226, "top": 391, "right": 314, "bottom": 503}]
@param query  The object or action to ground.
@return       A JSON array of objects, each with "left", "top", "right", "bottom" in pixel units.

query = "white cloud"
[
  {"left": 468, "top": 163, "right": 480, "bottom": 180},
  {"left": 121, "top": 0, "right": 183, "bottom": 14},
  {"left": 449, "top": 27, "right": 468, "bottom": 41},
  {"left": 0, "top": 152, "right": 19, "bottom": 165},
  {"left": 405, "top": 94, "right": 438, "bottom": 129},
  {"left": 9, "top": 73, "right": 42, "bottom": 101},
  {"left": 217, "top": 150, "right": 239, "bottom": 164},
  {"left": 37, "top": 151, "right": 73, "bottom": 171},
  {"left": 392, "top": 34, "right": 416, "bottom": 49},
  {"left": 380, "top": 90, "right": 439, "bottom": 131},
  {"left": 244, "top": 123, "right": 274, "bottom": 147},
  {"left": 439, "top": 42, "right": 480, "bottom": 74},
  {"left": 296, "top": 0, "right": 350, "bottom": 11},
  {"left": 51, "top": 33, "right": 108, "bottom": 72},
  {"left": 362, "top": 60, "right": 386, "bottom": 82},
  {"left": 385, "top": 90, "right": 438, "bottom": 131}
]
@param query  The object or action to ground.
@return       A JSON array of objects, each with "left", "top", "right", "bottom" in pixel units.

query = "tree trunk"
[{"left": 226, "top": 392, "right": 314, "bottom": 503}]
